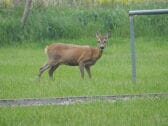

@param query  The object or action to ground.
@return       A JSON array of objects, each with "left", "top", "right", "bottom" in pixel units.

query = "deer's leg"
[
  {"left": 79, "top": 63, "right": 85, "bottom": 79},
  {"left": 38, "top": 63, "right": 51, "bottom": 80},
  {"left": 48, "top": 64, "right": 59, "bottom": 80},
  {"left": 85, "top": 66, "right": 91, "bottom": 79}
]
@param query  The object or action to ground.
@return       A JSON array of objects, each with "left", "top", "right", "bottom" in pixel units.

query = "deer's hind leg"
[
  {"left": 38, "top": 63, "right": 51, "bottom": 80},
  {"left": 48, "top": 64, "right": 59, "bottom": 80}
]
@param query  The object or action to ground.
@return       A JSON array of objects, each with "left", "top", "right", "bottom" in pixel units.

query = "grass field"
[
  {"left": 0, "top": 37, "right": 167, "bottom": 99},
  {"left": 1, "top": 1, "right": 168, "bottom": 125},
  {"left": 0, "top": 98, "right": 167, "bottom": 126},
  {"left": 0, "top": 37, "right": 168, "bottom": 125}
]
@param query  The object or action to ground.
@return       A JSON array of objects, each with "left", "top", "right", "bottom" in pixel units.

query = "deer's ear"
[
  {"left": 104, "top": 33, "right": 108, "bottom": 39},
  {"left": 96, "top": 32, "right": 100, "bottom": 39}
]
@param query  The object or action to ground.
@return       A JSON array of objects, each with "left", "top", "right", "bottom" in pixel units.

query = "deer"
[{"left": 38, "top": 32, "right": 108, "bottom": 80}]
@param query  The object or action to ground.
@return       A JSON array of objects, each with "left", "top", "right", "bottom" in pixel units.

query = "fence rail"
[{"left": 129, "top": 9, "right": 168, "bottom": 15}]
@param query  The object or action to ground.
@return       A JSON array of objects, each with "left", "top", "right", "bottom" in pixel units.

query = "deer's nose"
[{"left": 100, "top": 45, "right": 104, "bottom": 49}]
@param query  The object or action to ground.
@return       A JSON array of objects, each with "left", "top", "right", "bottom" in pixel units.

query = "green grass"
[
  {"left": 0, "top": 37, "right": 167, "bottom": 99},
  {"left": 0, "top": 98, "right": 167, "bottom": 126},
  {"left": 0, "top": 37, "right": 167, "bottom": 126}
]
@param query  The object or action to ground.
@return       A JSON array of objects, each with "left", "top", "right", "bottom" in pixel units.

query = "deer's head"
[{"left": 96, "top": 32, "right": 108, "bottom": 50}]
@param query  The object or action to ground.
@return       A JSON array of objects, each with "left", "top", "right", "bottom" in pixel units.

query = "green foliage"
[{"left": 0, "top": 1, "right": 168, "bottom": 45}]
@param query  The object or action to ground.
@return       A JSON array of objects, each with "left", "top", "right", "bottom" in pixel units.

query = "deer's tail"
[{"left": 44, "top": 45, "right": 48, "bottom": 54}]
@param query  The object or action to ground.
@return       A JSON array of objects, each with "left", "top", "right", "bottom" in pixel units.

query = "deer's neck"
[{"left": 92, "top": 48, "right": 103, "bottom": 60}]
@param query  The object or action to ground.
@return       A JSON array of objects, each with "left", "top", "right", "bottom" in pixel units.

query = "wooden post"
[{"left": 21, "top": 0, "right": 32, "bottom": 28}]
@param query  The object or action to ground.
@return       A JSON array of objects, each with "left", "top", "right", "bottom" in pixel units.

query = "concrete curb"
[{"left": 0, "top": 93, "right": 167, "bottom": 107}]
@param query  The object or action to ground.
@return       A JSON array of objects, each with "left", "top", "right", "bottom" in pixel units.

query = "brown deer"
[{"left": 38, "top": 32, "right": 108, "bottom": 80}]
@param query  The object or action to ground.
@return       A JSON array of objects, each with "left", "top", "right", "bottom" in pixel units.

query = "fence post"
[
  {"left": 129, "top": 9, "right": 168, "bottom": 83},
  {"left": 129, "top": 15, "right": 136, "bottom": 83}
]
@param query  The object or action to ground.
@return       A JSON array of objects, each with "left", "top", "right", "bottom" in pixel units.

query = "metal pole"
[
  {"left": 129, "top": 9, "right": 168, "bottom": 16},
  {"left": 128, "top": 9, "right": 168, "bottom": 82},
  {"left": 129, "top": 15, "right": 136, "bottom": 83}
]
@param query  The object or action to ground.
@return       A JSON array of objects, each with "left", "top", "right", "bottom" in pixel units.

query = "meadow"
[
  {"left": 0, "top": 0, "right": 168, "bottom": 125},
  {"left": 0, "top": 37, "right": 167, "bottom": 99}
]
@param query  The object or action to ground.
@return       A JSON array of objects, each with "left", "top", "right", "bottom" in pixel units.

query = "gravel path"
[{"left": 0, "top": 93, "right": 167, "bottom": 107}]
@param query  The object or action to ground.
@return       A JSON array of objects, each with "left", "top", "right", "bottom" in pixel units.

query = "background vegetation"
[{"left": 0, "top": 0, "right": 168, "bottom": 45}]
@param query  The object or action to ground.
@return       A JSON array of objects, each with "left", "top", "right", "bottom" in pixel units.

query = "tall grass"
[{"left": 0, "top": 0, "right": 168, "bottom": 45}]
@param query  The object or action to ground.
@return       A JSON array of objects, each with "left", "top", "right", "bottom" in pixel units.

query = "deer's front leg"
[
  {"left": 85, "top": 66, "right": 91, "bottom": 79},
  {"left": 79, "top": 63, "right": 85, "bottom": 79}
]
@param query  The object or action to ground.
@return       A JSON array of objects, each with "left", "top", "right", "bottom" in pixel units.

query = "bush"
[{"left": 0, "top": 1, "right": 167, "bottom": 45}]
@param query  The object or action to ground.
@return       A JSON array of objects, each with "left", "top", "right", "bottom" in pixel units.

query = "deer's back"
[{"left": 46, "top": 43, "right": 94, "bottom": 66}]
